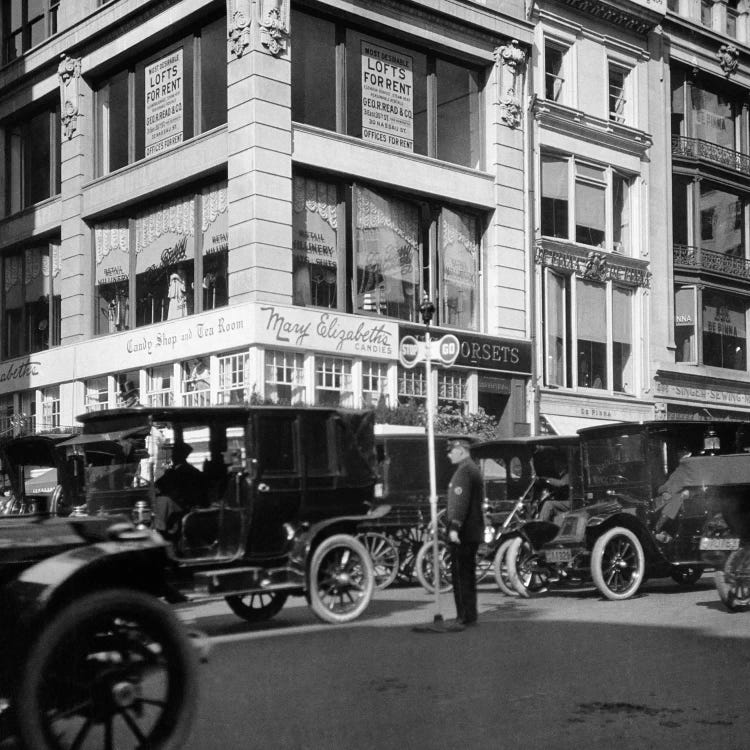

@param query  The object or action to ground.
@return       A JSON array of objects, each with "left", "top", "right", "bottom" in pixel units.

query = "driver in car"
[{"left": 153, "top": 443, "right": 208, "bottom": 539}]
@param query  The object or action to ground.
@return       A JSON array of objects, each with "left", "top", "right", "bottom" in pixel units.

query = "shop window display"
[
  {"left": 703, "top": 290, "right": 747, "bottom": 370},
  {"left": 94, "top": 181, "right": 228, "bottom": 334},
  {"left": 218, "top": 352, "right": 249, "bottom": 405}
]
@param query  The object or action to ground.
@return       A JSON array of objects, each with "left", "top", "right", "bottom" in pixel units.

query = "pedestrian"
[{"left": 445, "top": 437, "right": 484, "bottom": 631}]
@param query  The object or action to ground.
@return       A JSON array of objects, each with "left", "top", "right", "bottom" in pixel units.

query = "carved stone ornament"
[
  {"left": 582, "top": 251, "right": 609, "bottom": 281},
  {"left": 717, "top": 44, "right": 739, "bottom": 76},
  {"left": 499, "top": 89, "right": 522, "bottom": 129},
  {"left": 58, "top": 54, "right": 81, "bottom": 140},
  {"left": 228, "top": 7, "right": 251, "bottom": 59},
  {"left": 260, "top": 0, "right": 290, "bottom": 57},
  {"left": 495, "top": 40, "right": 527, "bottom": 73}
]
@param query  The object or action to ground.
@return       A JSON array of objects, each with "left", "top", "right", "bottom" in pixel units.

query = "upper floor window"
[
  {"left": 93, "top": 181, "right": 228, "bottom": 334},
  {"left": 544, "top": 41, "right": 567, "bottom": 103},
  {"left": 3, "top": 101, "right": 61, "bottom": 217},
  {"left": 2, "top": 243, "right": 61, "bottom": 360},
  {"left": 540, "top": 153, "right": 633, "bottom": 254},
  {"left": 291, "top": 9, "right": 484, "bottom": 169},
  {"left": 701, "top": 0, "right": 713, "bottom": 28},
  {"left": 95, "top": 15, "right": 226, "bottom": 175},
  {"left": 1, "top": 0, "right": 59, "bottom": 64},
  {"left": 544, "top": 271, "right": 634, "bottom": 393},
  {"left": 608, "top": 63, "right": 631, "bottom": 125},
  {"left": 727, "top": 0, "right": 739, "bottom": 37},
  {"left": 671, "top": 66, "right": 743, "bottom": 152},
  {"left": 293, "top": 174, "right": 482, "bottom": 329}
]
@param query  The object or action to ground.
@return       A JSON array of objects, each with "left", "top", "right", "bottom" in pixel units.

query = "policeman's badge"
[{"left": 455, "top": 487, "right": 463, "bottom": 495}]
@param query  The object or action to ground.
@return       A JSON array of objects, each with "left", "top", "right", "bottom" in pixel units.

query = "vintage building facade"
[{"left": 0, "top": 0, "right": 536, "bottom": 436}]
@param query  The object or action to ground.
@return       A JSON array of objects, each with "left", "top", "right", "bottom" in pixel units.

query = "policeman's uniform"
[{"left": 446, "top": 446, "right": 484, "bottom": 625}]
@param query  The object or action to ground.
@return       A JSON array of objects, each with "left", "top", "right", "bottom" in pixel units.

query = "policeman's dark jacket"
[{"left": 446, "top": 457, "right": 484, "bottom": 544}]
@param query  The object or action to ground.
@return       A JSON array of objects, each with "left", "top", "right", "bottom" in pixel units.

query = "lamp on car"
[{"left": 703, "top": 429, "right": 721, "bottom": 453}]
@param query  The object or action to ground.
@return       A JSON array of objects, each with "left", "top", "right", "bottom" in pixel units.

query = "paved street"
[{"left": 179, "top": 576, "right": 750, "bottom": 750}]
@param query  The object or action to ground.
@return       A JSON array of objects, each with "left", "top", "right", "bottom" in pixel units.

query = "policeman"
[{"left": 445, "top": 437, "right": 484, "bottom": 631}]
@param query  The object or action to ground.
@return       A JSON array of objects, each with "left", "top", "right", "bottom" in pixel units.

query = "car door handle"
[{"left": 256, "top": 483, "right": 270, "bottom": 493}]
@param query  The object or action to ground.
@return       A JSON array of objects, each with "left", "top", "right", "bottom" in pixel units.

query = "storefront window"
[
  {"left": 398, "top": 364, "right": 426, "bottom": 405},
  {"left": 362, "top": 361, "right": 388, "bottom": 407},
  {"left": 218, "top": 352, "right": 249, "bottom": 404},
  {"left": 675, "top": 286, "right": 697, "bottom": 363},
  {"left": 85, "top": 377, "right": 110, "bottom": 412},
  {"left": 200, "top": 182, "right": 228, "bottom": 310},
  {"left": 542, "top": 272, "right": 634, "bottom": 393},
  {"left": 703, "top": 290, "right": 746, "bottom": 370},
  {"left": 577, "top": 280, "right": 607, "bottom": 389},
  {"left": 292, "top": 176, "right": 341, "bottom": 308},
  {"left": 440, "top": 209, "right": 479, "bottom": 330},
  {"left": 354, "top": 186, "right": 420, "bottom": 321},
  {"left": 264, "top": 350, "right": 304, "bottom": 404},
  {"left": 3, "top": 244, "right": 61, "bottom": 359},
  {"left": 438, "top": 370, "right": 468, "bottom": 411},
  {"left": 40, "top": 386, "right": 59, "bottom": 430},
  {"left": 291, "top": 10, "right": 483, "bottom": 168},
  {"left": 315, "top": 356, "right": 352, "bottom": 407},
  {"left": 95, "top": 16, "right": 226, "bottom": 175},
  {"left": 181, "top": 357, "right": 210, "bottom": 406},
  {"left": 4, "top": 102, "right": 60, "bottom": 216},
  {"left": 95, "top": 220, "right": 130, "bottom": 334},
  {"left": 146, "top": 364, "right": 174, "bottom": 407},
  {"left": 116, "top": 372, "right": 141, "bottom": 406}
]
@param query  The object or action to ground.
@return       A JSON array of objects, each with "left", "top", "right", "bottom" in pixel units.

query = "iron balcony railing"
[
  {"left": 672, "top": 135, "right": 750, "bottom": 176},
  {"left": 673, "top": 244, "right": 750, "bottom": 280}
]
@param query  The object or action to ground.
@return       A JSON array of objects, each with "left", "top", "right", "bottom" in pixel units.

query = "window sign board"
[
  {"left": 361, "top": 41, "right": 414, "bottom": 152},
  {"left": 145, "top": 49, "right": 184, "bottom": 157}
]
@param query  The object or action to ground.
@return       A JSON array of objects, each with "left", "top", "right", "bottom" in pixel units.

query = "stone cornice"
[
  {"left": 551, "top": 0, "right": 664, "bottom": 36},
  {"left": 533, "top": 99, "right": 653, "bottom": 158}
]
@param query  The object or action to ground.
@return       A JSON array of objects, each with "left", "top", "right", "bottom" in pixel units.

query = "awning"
[{"left": 541, "top": 414, "right": 620, "bottom": 436}]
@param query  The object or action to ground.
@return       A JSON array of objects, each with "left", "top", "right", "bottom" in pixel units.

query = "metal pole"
[{"left": 424, "top": 327, "right": 442, "bottom": 622}]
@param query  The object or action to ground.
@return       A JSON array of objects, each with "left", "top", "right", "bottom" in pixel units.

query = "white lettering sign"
[
  {"left": 145, "top": 50, "right": 184, "bottom": 157},
  {"left": 361, "top": 41, "right": 414, "bottom": 153}
]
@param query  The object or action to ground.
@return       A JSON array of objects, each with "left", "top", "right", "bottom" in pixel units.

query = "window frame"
[{"left": 1, "top": 0, "right": 58, "bottom": 64}]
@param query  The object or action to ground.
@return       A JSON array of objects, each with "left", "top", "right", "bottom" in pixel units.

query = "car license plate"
[
  {"left": 544, "top": 548, "right": 573, "bottom": 563},
  {"left": 699, "top": 537, "right": 740, "bottom": 551}
]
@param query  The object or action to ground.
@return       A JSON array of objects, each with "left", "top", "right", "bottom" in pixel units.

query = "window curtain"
[{"left": 440, "top": 208, "right": 478, "bottom": 330}]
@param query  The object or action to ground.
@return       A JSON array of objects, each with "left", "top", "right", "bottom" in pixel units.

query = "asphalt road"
[{"left": 179, "top": 575, "right": 750, "bottom": 750}]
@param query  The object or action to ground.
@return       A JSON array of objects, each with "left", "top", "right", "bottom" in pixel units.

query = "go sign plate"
[{"left": 398, "top": 333, "right": 460, "bottom": 368}]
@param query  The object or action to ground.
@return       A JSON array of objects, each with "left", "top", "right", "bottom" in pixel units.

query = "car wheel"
[
  {"left": 358, "top": 532, "right": 400, "bottom": 590},
  {"left": 15, "top": 588, "right": 197, "bottom": 750},
  {"left": 492, "top": 538, "right": 519, "bottom": 597},
  {"left": 225, "top": 591, "right": 288, "bottom": 622},
  {"left": 716, "top": 547, "right": 750, "bottom": 612},
  {"left": 415, "top": 539, "right": 453, "bottom": 594},
  {"left": 506, "top": 536, "right": 549, "bottom": 598},
  {"left": 591, "top": 527, "right": 645, "bottom": 601},
  {"left": 670, "top": 565, "right": 703, "bottom": 587},
  {"left": 308, "top": 534, "right": 374, "bottom": 624}
]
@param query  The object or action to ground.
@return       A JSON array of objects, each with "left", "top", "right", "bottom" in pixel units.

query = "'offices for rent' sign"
[{"left": 361, "top": 41, "right": 413, "bottom": 152}]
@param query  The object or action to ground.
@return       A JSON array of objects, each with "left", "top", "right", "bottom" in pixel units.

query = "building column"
[
  {"left": 58, "top": 54, "right": 92, "bottom": 344},
  {"left": 226, "top": 0, "right": 293, "bottom": 304}
]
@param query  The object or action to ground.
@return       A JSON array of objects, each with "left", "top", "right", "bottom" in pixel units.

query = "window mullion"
[
  {"left": 128, "top": 68, "right": 136, "bottom": 164},
  {"left": 426, "top": 59, "right": 437, "bottom": 158}
]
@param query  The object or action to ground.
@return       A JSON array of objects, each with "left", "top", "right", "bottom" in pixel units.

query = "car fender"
[
  {"left": 584, "top": 511, "right": 652, "bottom": 553},
  {"left": 0, "top": 531, "right": 170, "bottom": 668},
  {"left": 288, "top": 504, "right": 391, "bottom": 574},
  {"left": 515, "top": 520, "right": 560, "bottom": 549}
]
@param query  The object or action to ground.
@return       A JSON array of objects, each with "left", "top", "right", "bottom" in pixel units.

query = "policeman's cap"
[{"left": 446, "top": 438, "right": 472, "bottom": 452}]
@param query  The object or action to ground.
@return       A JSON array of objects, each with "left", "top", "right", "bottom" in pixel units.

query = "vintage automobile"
[
  {"left": 692, "top": 453, "right": 750, "bottom": 611},
  {"left": 413, "top": 434, "right": 581, "bottom": 595},
  {"left": 0, "top": 514, "right": 198, "bottom": 750},
  {"left": 507, "top": 420, "right": 750, "bottom": 601},
  {"left": 358, "top": 428, "right": 474, "bottom": 589},
  {"left": 41, "top": 405, "right": 384, "bottom": 624}
]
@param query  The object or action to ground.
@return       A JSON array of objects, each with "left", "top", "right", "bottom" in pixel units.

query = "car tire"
[
  {"left": 716, "top": 547, "right": 750, "bottom": 612},
  {"left": 591, "top": 527, "right": 645, "bottom": 601},
  {"left": 15, "top": 587, "right": 197, "bottom": 750},
  {"left": 506, "top": 536, "right": 549, "bottom": 598},
  {"left": 492, "top": 537, "right": 519, "bottom": 597},
  {"left": 225, "top": 591, "right": 288, "bottom": 622},
  {"left": 415, "top": 538, "right": 453, "bottom": 594},
  {"left": 308, "top": 533, "right": 374, "bottom": 624}
]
